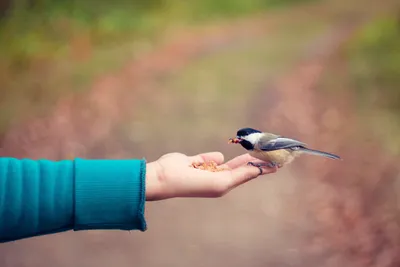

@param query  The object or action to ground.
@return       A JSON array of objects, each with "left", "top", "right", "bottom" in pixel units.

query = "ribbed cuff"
[{"left": 73, "top": 158, "right": 147, "bottom": 231}]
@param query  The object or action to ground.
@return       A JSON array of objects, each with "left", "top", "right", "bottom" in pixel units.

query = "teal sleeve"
[{"left": 0, "top": 157, "right": 147, "bottom": 243}]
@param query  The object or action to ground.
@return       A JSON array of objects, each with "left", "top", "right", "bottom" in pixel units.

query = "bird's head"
[{"left": 228, "top": 127, "right": 263, "bottom": 150}]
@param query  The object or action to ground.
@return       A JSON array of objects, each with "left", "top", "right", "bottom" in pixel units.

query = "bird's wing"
[{"left": 258, "top": 137, "right": 307, "bottom": 151}]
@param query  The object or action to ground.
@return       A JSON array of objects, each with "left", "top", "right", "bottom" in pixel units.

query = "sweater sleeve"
[{"left": 0, "top": 157, "right": 147, "bottom": 243}]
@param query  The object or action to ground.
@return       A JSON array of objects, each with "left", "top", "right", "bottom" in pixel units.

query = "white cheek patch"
[{"left": 243, "top": 133, "right": 263, "bottom": 144}]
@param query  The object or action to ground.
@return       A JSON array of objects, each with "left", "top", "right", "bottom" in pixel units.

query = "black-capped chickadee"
[{"left": 229, "top": 127, "right": 341, "bottom": 171}]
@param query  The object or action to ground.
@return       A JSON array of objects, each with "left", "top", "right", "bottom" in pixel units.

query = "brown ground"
[{"left": 1, "top": 1, "right": 400, "bottom": 267}]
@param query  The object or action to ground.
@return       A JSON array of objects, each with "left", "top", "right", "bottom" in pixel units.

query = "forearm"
[
  {"left": 0, "top": 158, "right": 74, "bottom": 242},
  {"left": 0, "top": 158, "right": 147, "bottom": 243}
]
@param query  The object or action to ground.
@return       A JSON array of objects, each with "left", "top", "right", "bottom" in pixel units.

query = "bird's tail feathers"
[{"left": 299, "top": 147, "right": 341, "bottom": 160}]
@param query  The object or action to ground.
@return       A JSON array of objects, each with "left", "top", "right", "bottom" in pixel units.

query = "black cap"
[{"left": 236, "top": 127, "right": 261, "bottom": 137}]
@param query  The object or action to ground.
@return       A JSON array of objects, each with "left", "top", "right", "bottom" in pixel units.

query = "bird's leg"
[{"left": 247, "top": 161, "right": 278, "bottom": 170}]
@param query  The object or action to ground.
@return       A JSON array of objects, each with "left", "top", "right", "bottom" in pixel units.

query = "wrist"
[{"left": 145, "top": 161, "right": 162, "bottom": 201}]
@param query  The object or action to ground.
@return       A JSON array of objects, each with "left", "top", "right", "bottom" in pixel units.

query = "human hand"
[{"left": 145, "top": 152, "right": 277, "bottom": 201}]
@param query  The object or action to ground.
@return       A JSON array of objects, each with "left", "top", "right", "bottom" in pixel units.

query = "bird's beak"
[{"left": 228, "top": 137, "right": 241, "bottom": 144}]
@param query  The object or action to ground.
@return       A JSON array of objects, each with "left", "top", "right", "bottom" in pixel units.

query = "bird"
[{"left": 228, "top": 127, "right": 341, "bottom": 171}]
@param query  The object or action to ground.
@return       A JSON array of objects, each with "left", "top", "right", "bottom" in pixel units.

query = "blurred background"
[{"left": 1, "top": 0, "right": 400, "bottom": 266}]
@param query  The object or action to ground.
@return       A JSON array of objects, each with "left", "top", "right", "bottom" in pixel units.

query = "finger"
[
  {"left": 185, "top": 163, "right": 277, "bottom": 198},
  {"left": 189, "top": 152, "right": 225, "bottom": 165},
  {"left": 222, "top": 164, "right": 277, "bottom": 193},
  {"left": 194, "top": 164, "right": 277, "bottom": 197},
  {"left": 222, "top": 153, "right": 260, "bottom": 169},
  {"left": 232, "top": 164, "right": 277, "bottom": 183}
]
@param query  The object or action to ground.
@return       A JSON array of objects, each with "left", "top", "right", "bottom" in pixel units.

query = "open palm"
[{"left": 146, "top": 152, "right": 277, "bottom": 201}]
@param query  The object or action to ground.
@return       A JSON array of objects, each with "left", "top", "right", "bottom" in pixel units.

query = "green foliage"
[
  {"left": 0, "top": 1, "right": 163, "bottom": 64},
  {"left": 0, "top": 0, "right": 313, "bottom": 69},
  {"left": 184, "top": 0, "right": 311, "bottom": 20},
  {"left": 346, "top": 14, "right": 400, "bottom": 155},
  {"left": 347, "top": 14, "right": 400, "bottom": 112}
]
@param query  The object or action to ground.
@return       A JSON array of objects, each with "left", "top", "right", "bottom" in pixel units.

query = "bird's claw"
[
  {"left": 247, "top": 162, "right": 263, "bottom": 175},
  {"left": 247, "top": 162, "right": 259, "bottom": 167},
  {"left": 267, "top": 162, "right": 278, "bottom": 168}
]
